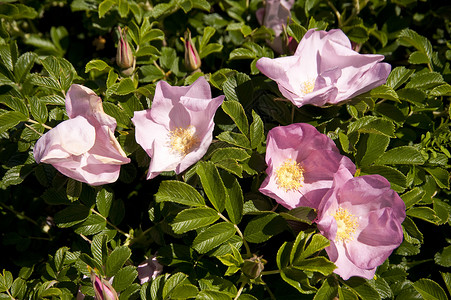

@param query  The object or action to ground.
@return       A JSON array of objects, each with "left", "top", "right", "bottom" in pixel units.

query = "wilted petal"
[
  {"left": 34, "top": 116, "right": 95, "bottom": 162},
  {"left": 34, "top": 84, "right": 130, "bottom": 185}
]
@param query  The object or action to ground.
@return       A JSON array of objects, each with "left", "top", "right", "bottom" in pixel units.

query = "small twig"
[
  {"left": 233, "top": 281, "right": 246, "bottom": 300},
  {"left": 27, "top": 119, "right": 53, "bottom": 130},
  {"left": 218, "top": 212, "right": 252, "bottom": 256},
  {"left": 91, "top": 208, "right": 130, "bottom": 238}
]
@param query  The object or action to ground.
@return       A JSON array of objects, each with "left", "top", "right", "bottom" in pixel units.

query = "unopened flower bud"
[
  {"left": 116, "top": 26, "right": 135, "bottom": 75},
  {"left": 241, "top": 254, "right": 267, "bottom": 279},
  {"left": 137, "top": 255, "right": 163, "bottom": 284},
  {"left": 90, "top": 271, "right": 118, "bottom": 300},
  {"left": 183, "top": 29, "right": 201, "bottom": 71}
]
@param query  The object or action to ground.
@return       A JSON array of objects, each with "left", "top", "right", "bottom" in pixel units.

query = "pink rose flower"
[
  {"left": 256, "top": 0, "right": 297, "bottom": 54},
  {"left": 256, "top": 28, "right": 391, "bottom": 107},
  {"left": 137, "top": 255, "right": 163, "bottom": 284},
  {"left": 131, "top": 77, "right": 225, "bottom": 179},
  {"left": 33, "top": 84, "right": 130, "bottom": 186},
  {"left": 316, "top": 166, "right": 406, "bottom": 280},
  {"left": 259, "top": 123, "right": 356, "bottom": 209}
]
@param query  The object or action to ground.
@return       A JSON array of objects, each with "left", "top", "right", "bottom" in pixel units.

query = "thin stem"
[
  {"left": 27, "top": 119, "right": 53, "bottom": 130},
  {"left": 218, "top": 212, "right": 252, "bottom": 256},
  {"left": 79, "top": 233, "right": 92, "bottom": 244},
  {"left": 327, "top": 0, "right": 342, "bottom": 27},
  {"left": 264, "top": 281, "right": 276, "bottom": 300},
  {"left": 91, "top": 209, "right": 130, "bottom": 238},
  {"left": 234, "top": 281, "right": 246, "bottom": 300},
  {"left": 0, "top": 201, "right": 39, "bottom": 226},
  {"left": 261, "top": 269, "right": 280, "bottom": 276},
  {"left": 25, "top": 123, "right": 43, "bottom": 136}
]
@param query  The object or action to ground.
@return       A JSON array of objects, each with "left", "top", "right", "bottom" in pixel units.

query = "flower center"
[
  {"left": 333, "top": 207, "right": 359, "bottom": 242},
  {"left": 275, "top": 159, "right": 304, "bottom": 192},
  {"left": 300, "top": 79, "right": 315, "bottom": 95},
  {"left": 168, "top": 126, "right": 198, "bottom": 156}
]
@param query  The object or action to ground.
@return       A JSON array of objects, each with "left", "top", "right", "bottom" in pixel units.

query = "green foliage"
[{"left": 0, "top": 0, "right": 450, "bottom": 299}]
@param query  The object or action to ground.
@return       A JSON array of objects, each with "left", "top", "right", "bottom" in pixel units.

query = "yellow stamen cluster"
[
  {"left": 275, "top": 159, "right": 304, "bottom": 192},
  {"left": 300, "top": 79, "right": 315, "bottom": 95},
  {"left": 333, "top": 207, "right": 359, "bottom": 242},
  {"left": 168, "top": 126, "right": 198, "bottom": 156}
]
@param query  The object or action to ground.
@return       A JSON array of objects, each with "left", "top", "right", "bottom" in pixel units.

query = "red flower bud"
[
  {"left": 183, "top": 29, "right": 201, "bottom": 71},
  {"left": 116, "top": 26, "right": 135, "bottom": 75}
]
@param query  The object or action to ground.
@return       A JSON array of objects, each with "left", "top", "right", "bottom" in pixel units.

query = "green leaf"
[
  {"left": 229, "top": 48, "right": 256, "bottom": 60},
  {"left": 293, "top": 257, "right": 336, "bottom": 275},
  {"left": 192, "top": 222, "right": 236, "bottom": 254},
  {"left": 155, "top": 180, "right": 205, "bottom": 207},
  {"left": 98, "top": 0, "right": 115, "bottom": 18},
  {"left": 407, "top": 207, "right": 441, "bottom": 224},
  {"left": 357, "top": 134, "right": 390, "bottom": 167},
  {"left": 0, "top": 96, "right": 29, "bottom": 117},
  {"left": 171, "top": 207, "right": 219, "bottom": 234},
  {"left": 405, "top": 72, "right": 444, "bottom": 90},
  {"left": 413, "top": 278, "right": 448, "bottom": 300},
  {"left": 85, "top": 59, "right": 111, "bottom": 73},
  {"left": 102, "top": 102, "right": 130, "bottom": 128},
  {"left": 435, "top": 245, "right": 451, "bottom": 267},
  {"left": 358, "top": 118, "right": 395, "bottom": 137},
  {"left": 114, "top": 78, "right": 136, "bottom": 95},
  {"left": 106, "top": 246, "right": 132, "bottom": 277},
  {"left": 370, "top": 85, "right": 399, "bottom": 102},
  {"left": 398, "top": 29, "right": 432, "bottom": 63},
  {"left": 11, "top": 277, "right": 26, "bottom": 299},
  {"left": 313, "top": 277, "right": 339, "bottom": 300},
  {"left": 409, "top": 51, "right": 430, "bottom": 65},
  {"left": 14, "top": 52, "right": 36, "bottom": 83},
  {"left": 280, "top": 206, "right": 316, "bottom": 225},
  {"left": 73, "top": 214, "right": 106, "bottom": 235},
  {"left": 440, "top": 273, "right": 451, "bottom": 296},
  {"left": 41, "top": 56, "right": 76, "bottom": 91},
  {"left": 0, "top": 270, "right": 13, "bottom": 293},
  {"left": 424, "top": 167, "right": 449, "bottom": 189},
  {"left": 162, "top": 272, "right": 188, "bottom": 299},
  {"left": 54, "top": 205, "right": 90, "bottom": 228},
  {"left": 386, "top": 66, "right": 415, "bottom": 90},
  {"left": 0, "top": 111, "right": 28, "bottom": 134},
  {"left": 222, "top": 172, "right": 244, "bottom": 224},
  {"left": 170, "top": 284, "right": 199, "bottom": 299},
  {"left": 210, "top": 147, "right": 250, "bottom": 163},
  {"left": 29, "top": 96, "right": 48, "bottom": 124},
  {"left": 196, "top": 290, "right": 232, "bottom": 300},
  {"left": 397, "top": 88, "right": 426, "bottom": 106},
  {"left": 280, "top": 266, "right": 317, "bottom": 294},
  {"left": 360, "top": 165, "right": 407, "bottom": 192},
  {"left": 401, "top": 187, "right": 425, "bottom": 208},
  {"left": 196, "top": 161, "right": 227, "bottom": 212},
  {"left": 112, "top": 266, "right": 138, "bottom": 293},
  {"left": 244, "top": 212, "right": 287, "bottom": 243},
  {"left": 118, "top": 0, "right": 129, "bottom": 18},
  {"left": 96, "top": 188, "right": 114, "bottom": 218},
  {"left": 91, "top": 234, "right": 108, "bottom": 266},
  {"left": 343, "top": 277, "right": 380, "bottom": 300},
  {"left": 66, "top": 178, "right": 82, "bottom": 202},
  {"left": 217, "top": 132, "right": 251, "bottom": 149},
  {"left": 250, "top": 110, "right": 264, "bottom": 149},
  {"left": 374, "top": 146, "right": 426, "bottom": 165},
  {"left": 430, "top": 84, "right": 451, "bottom": 96},
  {"left": 221, "top": 101, "right": 249, "bottom": 136}
]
